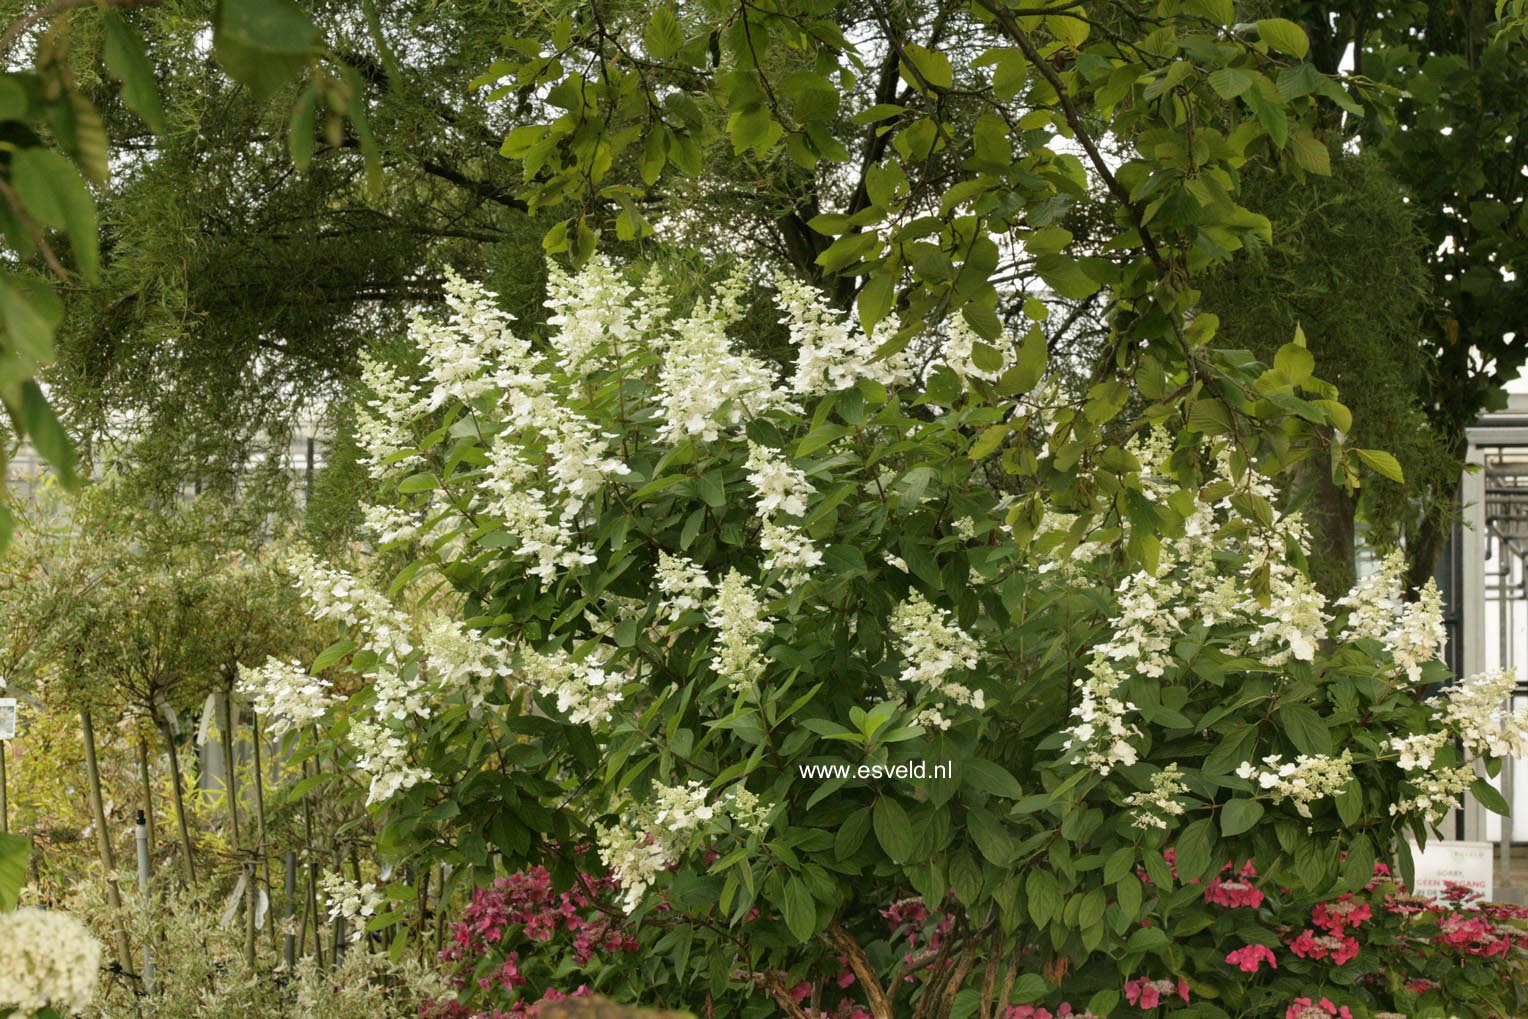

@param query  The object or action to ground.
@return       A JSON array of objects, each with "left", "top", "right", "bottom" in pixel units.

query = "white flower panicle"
[
  {"left": 0, "top": 908, "right": 101, "bottom": 1015},
  {"left": 1389, "top": 581, "right": 1446, "bottom": 683},
  {"left": 888, "top": 592, "right": 985, "bottom": 730},
  {"left": 1336, "top": 550, "right": 1406, "bottom": 644},
  {"left": 1334, "top": 550, "right": 1445, "bottom": 682},
  {"left": 1390, "top": 762, "right": 1477, "bottom": 822},
  {"left": 656, "top": 279, "right": 797, "bottom": 443},
  {"left": 774, "top": 275, "right": 911, "bottom": 395},
  {"left": 722, "top": 785, "right": 774, "bottom": 836},
  {"left": 1063, "top": 657, "right": 1142, "bottom": 774},
  {"left": 1125, "top": 763, "right": 1190, "bottom": 830},
  {"left": 1236, "top": 751, "right": 1355, "bottom": 818},
  {"left": 758, "top": 520, "right": 824, "bottom": 585},
  {"left": 417, "top": 269, "right": 530, "bottom": 411},
  {"left": 744, "top": 442, "right": 813, "bottom": 518},
  {"left": 522, "top": 647, "right": 626, "bottom": 728},
  {"left": 237, "top": 658, "right": 337, "bottom": 739},
  {"left": 355, "top": 352, "right": 422, "bottom": 481},
  {"left": 596, "top": 781, "right": 717, "bottom": 912},
  {"left": 422, "top": 617, "right": 515, "bottom": 707},
  {"left": 1390, "top": 731, "right": 1449, "bottom": 773},
  {"left": 285, "top": 551, "right": 414, "bottom": 660},
  {"left": 361, "top": 503, "right": 423, "bottom": 547},
  {"left": 707, "top": 569, "right": 774, "bottom": 693},
  {"left": 545, "top": 255, "right": 648, "bottom": 371},
  {"left": 656, "top": 551, "right": 712, "bottom": 622},
  {"left": 320, "top": 872, "right": 385, "bottom": 943},
  {"left": 1431, "top": 668, "right": 1528, "bottom": 760},
  {"left": 481, "top": 437, "right": 597, "bottom": 584},
  {"left": 349, "top": 717, "right": 431, "bottom": 805}
]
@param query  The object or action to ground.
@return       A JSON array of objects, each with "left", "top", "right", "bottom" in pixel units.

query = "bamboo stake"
[
  {"left": 136, "top": 737, "right": 156, "bottom": 850},
  {"left": 220, "top": 692, "right": 242, "bottom": 850},
  {"left": 0, "top": 739, "right": 8, "bottom": 834},
  {"left": 250, "top": 714, "right": 275, "bottom": 945},
  {"left": 300, "top": 757, "right": 325, "bottom": 969},
  {"left": 80, "top": 707, "right": 132, "bottom": 972}
]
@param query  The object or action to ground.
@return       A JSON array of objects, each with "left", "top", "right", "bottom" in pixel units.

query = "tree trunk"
[
  {"left": 160, "top": 719, "right": 197, "bottom": 884},
  {"left": 81, "top": 707, "right": 133, "bottom": 972},
  {"left": 1295, "top": 456, "right": 1358, "bottom": 600}
]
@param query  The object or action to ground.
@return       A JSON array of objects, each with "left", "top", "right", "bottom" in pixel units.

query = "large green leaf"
[
  {"left": 103, "top": 12, "right": 167, "bottom": 134},
  {"left": 0, "top": 831, "right": 30, "bottom": 911},
  {"left": 9, "top": 148, "right": 100, "bottom": 284},
  {"left": 213, "top": 0, "right": 318, "bottom": 100}
]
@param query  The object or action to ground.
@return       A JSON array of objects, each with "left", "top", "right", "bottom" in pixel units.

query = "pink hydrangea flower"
[
  {"left": 1288, "top": 928, "right": 1360, "bottom": 965},
  {"left": 1311, "top": 895, "right": 1372, "bottom": 935},
  {"left": 1285, "top": 997, "right": 1353, "bottom": 1019},
  {"left": 1123, "top": 977, "right": 1189, "bottom": 1009},
  {"left": 1224, "top": 944, "right": 1278, "bottom": 973}
]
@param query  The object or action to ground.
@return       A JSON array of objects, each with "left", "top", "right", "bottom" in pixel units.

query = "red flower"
[{"left": 1224, "top": 944, "right": 1278, "bottom": 973}]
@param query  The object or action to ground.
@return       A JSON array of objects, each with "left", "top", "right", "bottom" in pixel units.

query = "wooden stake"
[{"left": 81, "top": 707, "right": 132, "bottom": 972}]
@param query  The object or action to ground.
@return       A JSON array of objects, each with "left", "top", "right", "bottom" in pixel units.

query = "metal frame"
[{"left": 1457, "top": 412, "right": 1528, "bottom": 894}]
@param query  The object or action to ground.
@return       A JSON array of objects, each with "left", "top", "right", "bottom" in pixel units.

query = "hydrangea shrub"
[{"left": 245, "top": 261, "right": 1527, "bottom": 1019}]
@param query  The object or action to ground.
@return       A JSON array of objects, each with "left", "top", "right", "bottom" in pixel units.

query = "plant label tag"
[
  {"left": 1410, "top": 840, "right": 1493, "bottom": 902},
  {"left": 0, "top": 698, "right": 15, "bottom": 740}
]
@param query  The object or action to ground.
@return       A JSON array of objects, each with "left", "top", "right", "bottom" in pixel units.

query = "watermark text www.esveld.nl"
[{"left": 797, "top": 761, "right": 952, "bottom": 781}]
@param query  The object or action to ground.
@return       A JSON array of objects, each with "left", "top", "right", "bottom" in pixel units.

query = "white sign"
[
  {"left": 1410, "top": 840, "right": 1493, "bottom": 902},
  {"left": 0, "top": 698, "right": 15, "bottom": 741}
]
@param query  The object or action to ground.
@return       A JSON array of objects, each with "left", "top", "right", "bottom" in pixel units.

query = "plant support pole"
[
  {"left": 0, "top": 739, "right": 8, "bottom": 834},
  {"left": 135, "top": 810, "right": 154, "bottom": 993},
  {"left": 81, "top": 707, "right": 132, "bottom": 972},
  {"left": 284, "top": 851, "right": 298, "bottom": 970}
]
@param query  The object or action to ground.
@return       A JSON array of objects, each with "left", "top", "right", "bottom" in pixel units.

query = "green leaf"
[
  {"left": 1116, "top": 872, "right": 1143, "bottom": 920},
  {"left": 998, "top": 325, "right": 1047, "bottom": 395},
  {"left": 1219, "top": 798, "right": 1264, "bottom": 837},
  {"left": 968, "top": 807, "right": 1013, "bottom": 866},
  {"left": 397, "top": 472, "right": 440, "bottom": 494},
  {"left": 834, "top": 806, "right": 872, "bottom": 860},
  {"left": 9, "top": 148, "right": 100, "bottom": 284},
  {"left": 288, "top": 84, "right": 317, "bottom": 170},
  {"left": 965, "top": 759, "right": 1023, "bottom": 799},
  {"left": 1103, "top": 846, "right": 1136, "bottom": 884},
  {"left": 1274, "top": 340, "right": 1314, "bottom": 384},
  {"left": 1472, "top": 777, "right": 1510, "bottom": 816},
  {"left": 1025, "top": 869, "right": 1061, "bottom": 927},
  {"left": 1035, "top": 254, "right": 1101, "bottom": 299},
  {"left": 782, "top": 878, "right": 816, "bottom": 942},
  {"left": 857, "top": 272, "right": 895, "bottom": 337},
  {"left": 19, "top": 381, "right": 75, "bottom": 486},
  {"left": 1277, "top": 703, "right": 1332, "bottom": 756},
  {"left": 1353, "top": 448, "right": 1404, "bottom": 483},
  {"left": 900, "top": 44, "right": 953, "bottom": 91},
  {"left": 874, "top": 796, "right": 915, "bottom": 863},
  {"left": 103, "top": 13, "right": 166, "bottom": 134},
  {"left": 0, "top": 271, "right": 63, "bottom": 368},
  {"left": 1012, "top": 973, "right": 1048, "bottom": 1004},
  {"left": 0, "top": 831, "right": 29, "bottom": 911},
  {"left": 1289, "top": 129, "right": 1331, "bottom": 175},
  {"left": 1174, "top": 819, "right": 1215, "bottom": 881},
  {"left": 213, "top": 0, "right": 319, "bottom": 100},
  {"left": 1257, "top": 18, "right": 1310, "bottom": 58},
  {"left": 342, "top": 64, "right": 383, "bottom": 199},
  {"left": 968, "top": 423, "right": 1009, "bottom": 460},
  {"left": 644, "top": 7, "right": 684, "bottom": 60},
  {"left": 1207, "top": 67, "right": 1253, "bottom": 99}
]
